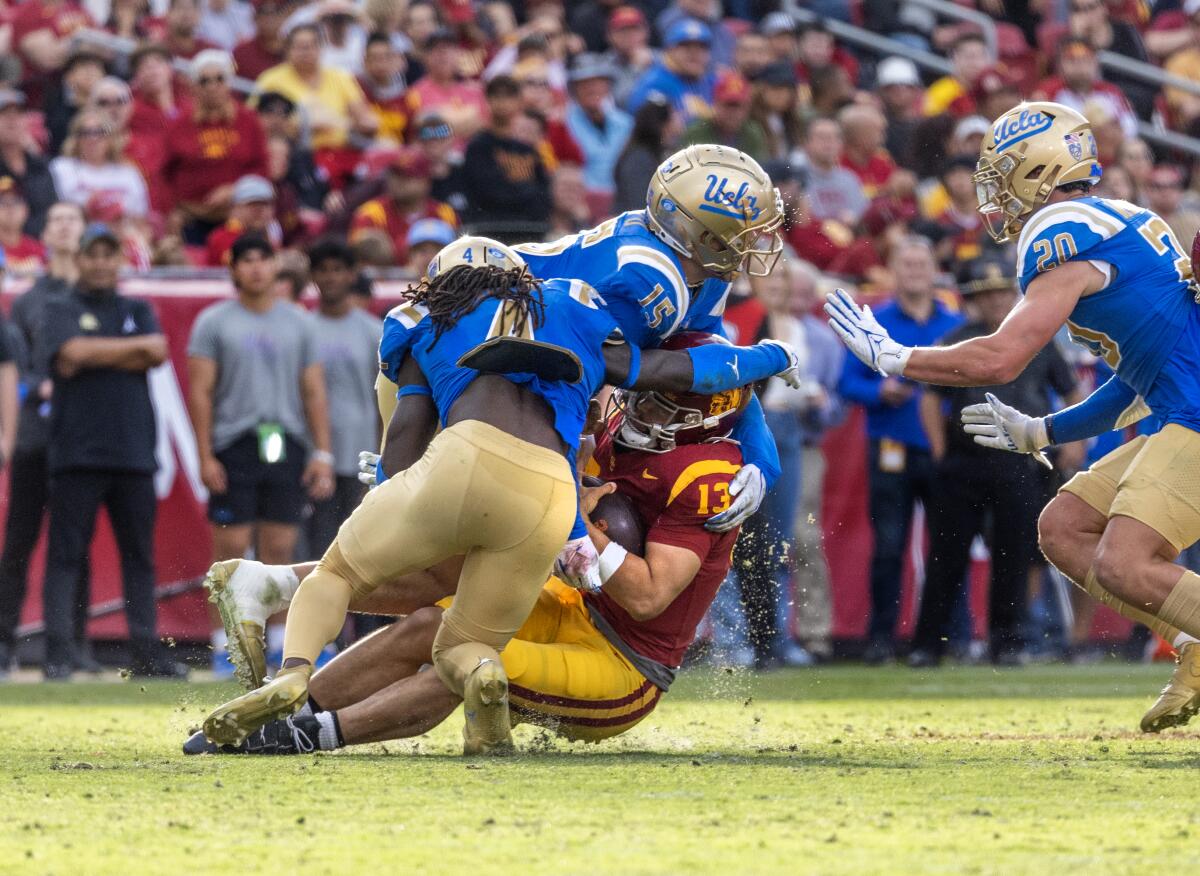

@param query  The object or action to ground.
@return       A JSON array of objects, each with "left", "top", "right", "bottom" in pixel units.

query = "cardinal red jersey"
[{"left": 585, "top": 428, "right": 743, "bottom": 668}]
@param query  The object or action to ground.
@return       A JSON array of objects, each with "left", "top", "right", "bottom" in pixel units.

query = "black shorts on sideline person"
[{"left": 207, "top": 432, "right": 308, "bottom": 526}]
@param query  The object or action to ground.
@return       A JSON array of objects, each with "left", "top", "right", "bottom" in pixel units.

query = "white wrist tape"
[{"left": 598, "top": 541, "right": 628, "bottom": 584}]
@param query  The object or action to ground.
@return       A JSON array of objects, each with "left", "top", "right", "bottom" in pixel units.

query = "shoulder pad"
[
  {"left": 384, "top": 302, "right": 429, "bottom": 330},
  {"left": 1016, "top": 200, "right": 1124, "bottom": 281}
]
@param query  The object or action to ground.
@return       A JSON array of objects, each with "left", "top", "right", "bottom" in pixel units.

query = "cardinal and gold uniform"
[{"left": 436, "top": 428, "right": 743, "bottom": 742}]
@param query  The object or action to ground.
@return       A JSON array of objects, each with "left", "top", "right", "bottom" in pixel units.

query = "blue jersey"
[
  {"left": 1018, "top": 195, "right": 1200, "bottom": 431},
  {"left": 515, "top": 210, "right": 730, "bottom": 349},
  {"left": 378, "top": 277, "right": 618, "bottom": 459}
]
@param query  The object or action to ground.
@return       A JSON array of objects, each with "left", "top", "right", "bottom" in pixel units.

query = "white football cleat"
[{"left": 205, "top": 560, "right": 298, "bottom": 690}]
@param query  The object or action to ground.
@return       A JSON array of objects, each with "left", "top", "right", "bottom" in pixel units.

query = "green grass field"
[{"left": 2, "top": 664, "right": 1199, "bottom": 875}]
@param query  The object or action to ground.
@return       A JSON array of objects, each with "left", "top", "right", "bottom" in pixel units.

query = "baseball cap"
[
  {"left": 257, "top": 90, "right": 296, "bottom": 115},
  {"left": 664, "top": 18, "right": 712, "bottom": 48},
  {"left": 190, "top": 48, "right": 235, "bottom": 82},
  {"left": 230, "top": 232, "right": 275, "bottom": 263},
  {"left": 389, "top": 147, "right": 432, "bottom": 178},
  {"left": 754, "top": 62, "right": 794, "bottom": 88},
  {"left": 569, "top": 53, "right": 617, "bottom": 84},
  {"left": 876, "top": 56, "right": 920, "bottom": 88},
  {"left": 762, "top": 12, "right": 796, "bottom": 37},
  {"left": 441, "top": 0, "right": 475, "bottom": 25},
  {"left": 416, "top": 114, "right": 453, "bottom": 141},
  {"left": 763, "top": 159, "right": 804, "bottom": 187},
  {"left": 406, "top": 218, "right": 456, "bottom": 249},
  {"left": 0, "top": 88, "right": 25, "bottom": 112},
  {"left": 714, "top": 70, "right": 751, "bottom": 105},
  {"left": 1187, "top": 0, "right": 1200, "bottom": 16},
  {"left": 973, "top": 65, "right": 1019, "bottom": 98},
  {"left": 959, "top": 257, "right": 1015, "bottom": 296},
  {"left": 232, "top": 174, "right": 276, "bottom": 204},
  {"left": 609, "top": 5, "right": 646, "bottom": 29},
  {"left": 953, "top": 115, "right": 991, "bottom": 141},
  {"left": 80, "top": 223, "right": 121, "bottom": 250}
]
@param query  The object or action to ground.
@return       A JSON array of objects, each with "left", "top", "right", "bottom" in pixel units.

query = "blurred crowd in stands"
[{"left": 0, "top": 0, "right": 1196, "bottom": 677}]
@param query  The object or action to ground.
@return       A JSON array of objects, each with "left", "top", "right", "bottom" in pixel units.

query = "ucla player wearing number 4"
[
  {"left": 826, "top": 101, "right": 1200, "bottom": 734},
  {"left": 516, "top": 144, "right": 786, "bottom": 533}
]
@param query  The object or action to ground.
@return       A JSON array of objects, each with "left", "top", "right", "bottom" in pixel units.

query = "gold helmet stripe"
[{"left": 615, "top": 244, "right": 690, "bottom": 335}]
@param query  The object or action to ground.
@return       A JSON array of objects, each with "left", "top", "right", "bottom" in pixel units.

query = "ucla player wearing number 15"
[
  {"left": 516, "top": 144, "right": 785, "bottom": 532},
  {"left": 826, "top": 101, "right": 1200, "bottom": 732}
]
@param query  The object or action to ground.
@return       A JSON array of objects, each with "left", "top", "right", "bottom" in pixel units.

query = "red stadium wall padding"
[{"left": 1, "top": 280, "right": 1132, "bottom": 645}]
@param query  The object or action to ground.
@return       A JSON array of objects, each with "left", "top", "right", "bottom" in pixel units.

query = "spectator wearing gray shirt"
[
  {"left": 186, "top": 234, "right": 334, "bottom": 674},
  {"left": 304, "top": 238, "right": 382, "bottom": 558},
  {"left": 800, "top": 116, "right": 868, "bottom": 226}
]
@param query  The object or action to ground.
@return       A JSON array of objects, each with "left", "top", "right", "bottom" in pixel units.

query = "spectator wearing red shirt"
[
  {"left": 350, "top": 147, "right": 458, "bottom": 265},
  {"left": 233, "top": 0, "right": 288, "bottom": 81},
  {"left": 162, "top": 0, "right": 219, "bottom": 61},
  {"left": 359, "top": 32, "right": 409, "bottom": 144},
  {"left": 839, "top": 104, "right": 896, "bottom": 198},
  {"left": 408, "top": 29, "right": 489, "bottom": 150},
  {"left": 205, "top": 174, "right": 283, "bottom": 266},
  {"left": 128, "top": 44, "right": 193, "bottom": 219},
  {"left": 163, "top": 50, "right": 269, "bottom": 243},
  {"left": 11, "top": 0, "right": 94, "bottom": 104},
  {"left": 1034, "top": 37, "right": 1138, "bottom": 139},
  {"left": 0, "top": 178, "right": 47, "bottom": 275}
]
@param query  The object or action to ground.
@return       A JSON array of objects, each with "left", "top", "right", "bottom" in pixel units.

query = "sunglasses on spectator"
[
  {"left": 78, "top": 127, "right": 109, "bottom": 138},
  {"left": 521, "top": 79, "right": 550, "bottom": 88},
  {"left": 198, "top": 74, "right": 227, "bottom": 86},
  {"left": 95, "top": 96, "right": 129, "bottom": 108}
]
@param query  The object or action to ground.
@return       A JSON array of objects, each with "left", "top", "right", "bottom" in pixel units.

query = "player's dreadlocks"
[{"left": 406, "top": 264, "right": 546, "bottom": 349}]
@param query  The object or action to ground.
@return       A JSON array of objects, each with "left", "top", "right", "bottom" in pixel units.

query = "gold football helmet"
[
  {"left": 646, "top": 144, "right": 784, "bottom": 279},
  {"left": 425, "top": 235, "right": 526, "bottom": 280},
  {"left": 974, "top": 101, "right": 1102, "bottom": 243}
]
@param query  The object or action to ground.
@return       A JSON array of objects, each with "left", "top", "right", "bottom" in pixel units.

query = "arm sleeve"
[
  {"left": 686, "top": 341, "right": 788, "bottom": 393},
  {"left": 187, "top": 308, "right": 219, "bottom": 360},
  {"left": 133, "top": 299, "right": 161, "bottom": 335},
  {"left": 378, "top": 308, "right": 419, "bottom": 383},
  {"left": 1046, "top": 375, "right": 1145, "bottom": 444},
  {"left": 730, "top": 392, "right": 780, "bottom": 487}
]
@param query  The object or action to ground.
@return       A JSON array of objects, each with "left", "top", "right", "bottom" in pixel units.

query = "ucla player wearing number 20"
[
  {"left": 515, "top": 144, "right": 785, "bottom": 532},
  {"left": 825, "top": 101, "right": 1200, "bottom": 733}
]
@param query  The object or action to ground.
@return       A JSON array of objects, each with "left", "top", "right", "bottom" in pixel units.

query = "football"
[{"left": 583, "top": 474, "right": 646, "bottom": 555}]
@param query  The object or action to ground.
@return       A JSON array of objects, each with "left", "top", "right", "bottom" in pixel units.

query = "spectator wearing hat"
[
  {"left": 627, "top": 18, "right": 717, "bottom": 125},
  {"left": 603, "top": 6, "right": 656, "bottom": 109},
  {"left": 44, "top": 50, "right": 108, "bottom": 158},
  {"left": 965, "top": 66, "right": 1023, "bottom": 128},
  {"left": 164, "top": 50, "right": 269, "bottom": 243},
  {"left": 682, "top": 70, "right": 768, "bottom": 162},
  {"left": 163, "top": 0, "right": 221, "bottom": 60},
  {"left": 0, "top": 202, "right": 87, "bottom": 678},
  {"left": 10, "top": 0, "right": 94, "bottom": 105},
  {"left": 304, "top": 237, "right": 381, "bottom": 560},
  {"left": 407, "top": 28, "right": 489, "bottom": 150},
  {"left": 876, "top": 57, "right": 923, "bottom": 171},
  {"left": 0, "top": 89, "right": 59, "bottom": 238},
  {"left": 360, "top": 31, "right": 409, "bottom": 144},
  {"left": 1034, "top": 37, "right": 1137, "bottom": 139},
  {"left": 837, "top": 236, "right": 963, "bottom": 665},
  {"left": 127, "top": 44, "right": 193, "bottom": 219},
  {"left": 751, "top": 62, "right": 804, "bottom": 162},
  {"left": 205, "top": 175, "right": 282, "bottom": 266},
  {"left": 566, "top": 54, "right": 633, "bottom": 217},
  {"left": 461, "top": 75, "right": 551, "bottom": 238},
  {"left": 612, "top": 96, "right": 681, "bottom": 215},
  {"left": 838, "top": 104, "right": 895, "bottom": 198},
  {"left": 234, "top": 0, "right": 290, "bottom": 81},
  {"left": 910, "top": 260, "right": 1080, "bottom": 668},
  {"left": 37, "top": 223, "right": 182, "bottom": 680},
  {"left": 351, "top": 147, "right": 458, "bottom": 264},
  {"left": 50, "top": 110, "right": 150, "bottom": 225},
  {"left": 656, "top": 0, "right": 736, "bottom": 68},
  {"left": 414, "top": 114, "right": 469, "bottom": 215},
  {"left": 802, "top": 116, "right": 867, "bottom": 226},
  {"left": 0, "top": 179, "right": 46, "bottom": 274},
  {"left": 924, "top": 32, "right": 992, "bottom": 117},
  {"left": 404, "top": 217, "right": 456, "bottom": 274}
]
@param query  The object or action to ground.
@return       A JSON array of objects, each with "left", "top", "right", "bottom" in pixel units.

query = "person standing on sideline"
[
  {"left": 909, "top": 260, "right": 1081, "bottom": 667},
  {"left": 36, "top": 223, "right": 182, "bottom": 681},
  {"left": 837, "top": 236, "right": 962, "bottom": 664},
  {"left": 0, "top": 202, "right": 89, "bottom": 676},
  {"left": 187, "top": 234, "right": 334, "bottom": 675}
]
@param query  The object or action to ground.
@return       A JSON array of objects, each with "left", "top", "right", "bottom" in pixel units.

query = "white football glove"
[
  {"left": 357, "top": 450, "right": 381, "bottom": 487},
  {"left": 761, "top": 339, "right": 804, "bottom": 389},
  {"left": 823, "top": 288, "right": 912, "bottom": 376},
  {"left": 961, "top": 392, "right": 1052, "bottom": 470},
  {"left": 705, "top": 463, "right": 766, "bottom": 533},
  {"left": 555, "top": 535, "right": 602, "bottom": 593}
]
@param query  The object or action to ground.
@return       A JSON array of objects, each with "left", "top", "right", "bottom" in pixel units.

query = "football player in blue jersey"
[
  {"left": 514, "top": 143, "right": 786, "bottom": 533},
  {"left": 825, "top": 101, "right": 1200, "bottom": 733},
  {"left": 202, "top": 236, "right": 802, "bottom": 754}
]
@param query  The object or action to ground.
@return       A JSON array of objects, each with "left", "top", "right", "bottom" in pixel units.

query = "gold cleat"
[
  {"left": 1140, "top": 642, "right": 1200, "bottom": 733},
  {"left": 462, "top": 659, "right": 515, "bottom": 756},
  {"left": 203, "top": 665, "right": 312, "bottom": 746},
  {"left": 205, "top": 560, "right": 268, "bottom": 690}
]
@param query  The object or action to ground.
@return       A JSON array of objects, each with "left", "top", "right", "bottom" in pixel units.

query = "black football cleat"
[{"left": 183, "top": 714, "right": 323, "bottom": 756}]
